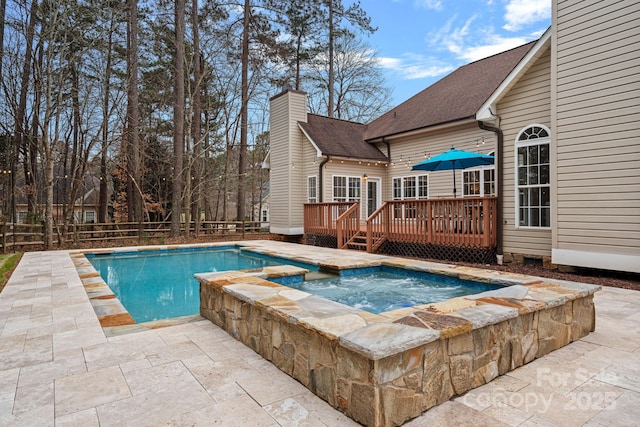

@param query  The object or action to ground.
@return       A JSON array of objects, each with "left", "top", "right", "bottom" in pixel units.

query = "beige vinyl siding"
[
  {"left": 554, "top": 0, "right": 640, "bottom": 257},
  {"left": 497, "top": 46, "right": 552, "bottom": 257},
  {"left": 384, "top": 123, "right": 496, "bottom": 201},
  {"left": 268, "top": 91, "right": 307, "bottom": 233}
]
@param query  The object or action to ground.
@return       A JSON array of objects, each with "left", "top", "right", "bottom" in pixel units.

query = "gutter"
[
  {"left": 318, "top": 155, "right": 330, "bottom": 202},
  {"left": 477, "top": 119, "right": 504, "bottom": 262}
]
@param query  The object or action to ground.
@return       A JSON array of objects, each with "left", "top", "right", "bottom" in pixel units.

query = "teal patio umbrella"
[{"left": 412, "top": 147, "right": 494, "bottom": 198}]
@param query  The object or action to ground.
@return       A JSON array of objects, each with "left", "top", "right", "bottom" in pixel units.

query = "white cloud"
[
  {"left": 503, "top": 0, "right": 551, "bottom": 31},
  {"left": 378, "top": 54, "right": 455, "bottom": 80},
  {"left": 457, "top": 34, "right": 531, "bottom": 62},
  {"left": 414, "top": 0, "right": 443, "bottom": 11},
  {"left": 425, "top": 12, "right": 548, "bottom": 63}
]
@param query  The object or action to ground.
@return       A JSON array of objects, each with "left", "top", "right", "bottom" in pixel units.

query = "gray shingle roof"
[
  {"left": 299, "top": 114, "right": 388, "bottom": 161},
  {"left": 364, "top": 41, "right": 536, "bottom": 141}
]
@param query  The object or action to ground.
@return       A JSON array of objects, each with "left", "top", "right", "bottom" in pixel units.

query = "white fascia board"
[
  {"left": 298, "top": 123, "right": 323, "bottom": 157},
  {"left": 476, "top": 27, "right": 552, "bottom": 121},
  {"left": 552, "top": 248, "right": 640, "bottom": 274}
]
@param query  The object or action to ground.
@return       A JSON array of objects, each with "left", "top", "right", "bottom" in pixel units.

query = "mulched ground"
[{"left": 450, "top": 259, "right": 640, "bottom": 291}]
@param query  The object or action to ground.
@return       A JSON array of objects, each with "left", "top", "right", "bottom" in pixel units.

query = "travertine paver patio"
[{"left": 1, "top": 246, "right": 639, "bottom": 426}]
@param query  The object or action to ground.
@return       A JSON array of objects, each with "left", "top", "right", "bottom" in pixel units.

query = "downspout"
[
  {"left": 383, "top": 138, "right": 390, "bottom": 160},
  {"left": 477, "top": 117, "right": 504, "bottom": 262},
  {"left": 318, "top": 155, "right": 330, "bottom": 202}
]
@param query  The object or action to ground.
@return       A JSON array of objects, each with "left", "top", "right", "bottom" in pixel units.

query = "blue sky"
[{"left": 365, "top": 0, "right": 551, "bottom": 105}]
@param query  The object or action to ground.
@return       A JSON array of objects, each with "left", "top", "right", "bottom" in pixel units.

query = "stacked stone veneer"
[{"left": 198, "top": 260, "right": 599, "bottom": 427}]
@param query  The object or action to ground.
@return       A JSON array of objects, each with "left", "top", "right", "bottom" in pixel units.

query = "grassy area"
[{"left": 0, "top": 253, "right": 22, "bottom": 293}]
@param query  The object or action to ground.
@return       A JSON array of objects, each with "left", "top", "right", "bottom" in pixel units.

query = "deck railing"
[
  {"left": 305, "top": 197, "right": 497, "bottom": 253},
  {"left": 336, "top": 202, "right": 361, "bottom": 249},
  {"left": 303, "top": 202, "right": 355, "bottom": 235}
]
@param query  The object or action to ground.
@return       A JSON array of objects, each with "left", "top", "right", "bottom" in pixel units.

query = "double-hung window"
[
  {"left": 332, "top": 176, "right": 360, "bottom": 202},
  {"left": 516, "top": 125, "right": 551, "bottom": 227},
  {"left": 392, "top": 175, "right": 428, "bottom": 218},
  {"left": 307, "top": 176, "right": 317, "bottom": 203},
  {"left": 463, "top": 153, "right": 495, "bottom": 197}
]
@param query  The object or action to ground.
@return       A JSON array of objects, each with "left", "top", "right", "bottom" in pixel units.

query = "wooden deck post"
[{"left": 483, "top": 199, "right": 490, "bottom": 247}]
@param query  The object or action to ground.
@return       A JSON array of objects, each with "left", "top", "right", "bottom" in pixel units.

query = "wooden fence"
[{"left": 0, "top": 221, "right": 269, "bottom": 253}]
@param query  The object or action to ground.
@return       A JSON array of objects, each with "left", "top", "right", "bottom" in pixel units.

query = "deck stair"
[{"left": 345, "top": 231, "right": 368, "bottom": 250}]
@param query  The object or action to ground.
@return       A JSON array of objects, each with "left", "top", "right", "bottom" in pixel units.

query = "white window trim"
[
  {"left": 514, "top": 124, "right": 551, "bottom": 230},
  {"left": 392, "top": 174, "right": 429, "bottom": 200},
  {"left": 462, "top": 165, "right": 495, "bottom": 197},
  {"left": 331, "top": 174, "right": 362, "bottom": 203},
  {"left": 307, "top": 175, "right": 318, "bottom": 203},
  {"left": 364, "top": 176, "right": 382, "bottom": 217},
  {"left": 84, "top": 211, "right": 96, "bottom": 223}
]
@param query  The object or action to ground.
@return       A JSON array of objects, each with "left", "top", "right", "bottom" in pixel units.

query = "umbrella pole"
[{"left": 453, "top": 168, "right": 456, "bottom": 198}]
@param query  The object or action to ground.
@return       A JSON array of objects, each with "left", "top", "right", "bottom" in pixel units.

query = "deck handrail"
[
  {"left": 365, "top": 203, "right": 389, "bottom": 253},
  {"left": 336, "top": 203, "right": 360, "bottom": 249}
]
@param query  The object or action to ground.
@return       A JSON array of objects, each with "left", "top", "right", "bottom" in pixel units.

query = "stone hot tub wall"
[{"left": 197, "top": 262, "right": 599, "bottom": 427}]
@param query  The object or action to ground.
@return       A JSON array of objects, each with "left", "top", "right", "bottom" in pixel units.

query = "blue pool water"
[
  {"left": 87, "top": 247, "right": 502, "bottom": 322},
  {"left": 291, "top": 266, "right": 502, "bottom": 314},
  {"left": 87, "top": 247, "right": 290, "bottom": 323}
]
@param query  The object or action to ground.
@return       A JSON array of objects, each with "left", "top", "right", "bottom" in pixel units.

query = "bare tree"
[
  {"left": 191, "top": 0, "right": 203, "bottom": 234},
  {"left": 126, "top": 0, "right": 142, "bottom": 223},
  {"left": 171, "top": 0, "right": 186, "bottom": 236},
  {"left": 306, "top": 32, "right": 392, "bottom": 122},
  {"left": 324, "top": 0, "right": 375, "bottom": 118},
  {"left": 0, "top": 0, "right": 6, "bottom": 81},
  {"left": 236, "top": 0, "right": 250, "bottom": 222}
]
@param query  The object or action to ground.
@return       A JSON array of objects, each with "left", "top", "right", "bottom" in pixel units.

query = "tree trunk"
[
  {"left": 43, "top": 143, "right": 54, "bottom": 249},
  {"left": 191, "top": 0, "right": 202, "bottom": 236},
  {"left": 327, "top": 0, "right": 334, "bottom": 118},
  {"left": 237, "top": 0, "right": 250, "bottom": 221},
  {"left": 127, "top": 0, "right": 142, "bottom": 223},
  {"left": 171, "top": 0, "right": 185, "bottom": 236},
  {"left": 14, "top": 0, "right": 37, "bottom": 220},
  {"left": 100, "top": 12, "right": 117, "bottom": 223},
  {"left": 0, "top": 0, "right": 6, "bottom": 81}
]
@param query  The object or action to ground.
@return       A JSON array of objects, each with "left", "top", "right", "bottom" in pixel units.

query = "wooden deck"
[{"left": 304, "top": 197, "right": 497, "bottom": 254}]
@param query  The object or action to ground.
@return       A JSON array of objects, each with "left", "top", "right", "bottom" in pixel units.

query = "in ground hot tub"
[{"left": 196, "top": 244, "right": 599, "bottom": 427}]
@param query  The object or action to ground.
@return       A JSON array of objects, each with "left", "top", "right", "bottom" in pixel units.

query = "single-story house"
[{"left": 267, "top": 0, "right": 639, "bottom": 274}]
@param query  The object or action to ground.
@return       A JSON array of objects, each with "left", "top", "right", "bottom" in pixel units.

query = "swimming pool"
[
  {"left": 87, "top": 247, "right": 291, "bottom": 322},
  {"left": 291, "top": 266, "right": 501, "bottom": 314},
  {"left": 87, "top": 245, "right": 501, "bottom": 322}
]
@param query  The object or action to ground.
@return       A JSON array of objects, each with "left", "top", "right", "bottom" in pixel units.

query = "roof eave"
[
  {"left": 476, "top": 27, "right": 552, "bottom": 121},
  {"left": 366, "top": 116, "right": 477, "bottom": 143},
  {"left": 327, "top": 155, "right": 389, "bottom": 164},
  {"left": 298, "top": 123, "right": 323, "bottom": 157}
]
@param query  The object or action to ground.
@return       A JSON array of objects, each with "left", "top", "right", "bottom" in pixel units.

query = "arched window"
[{"left": 515, "top": 125, "right": 551, "bottom": 228}]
